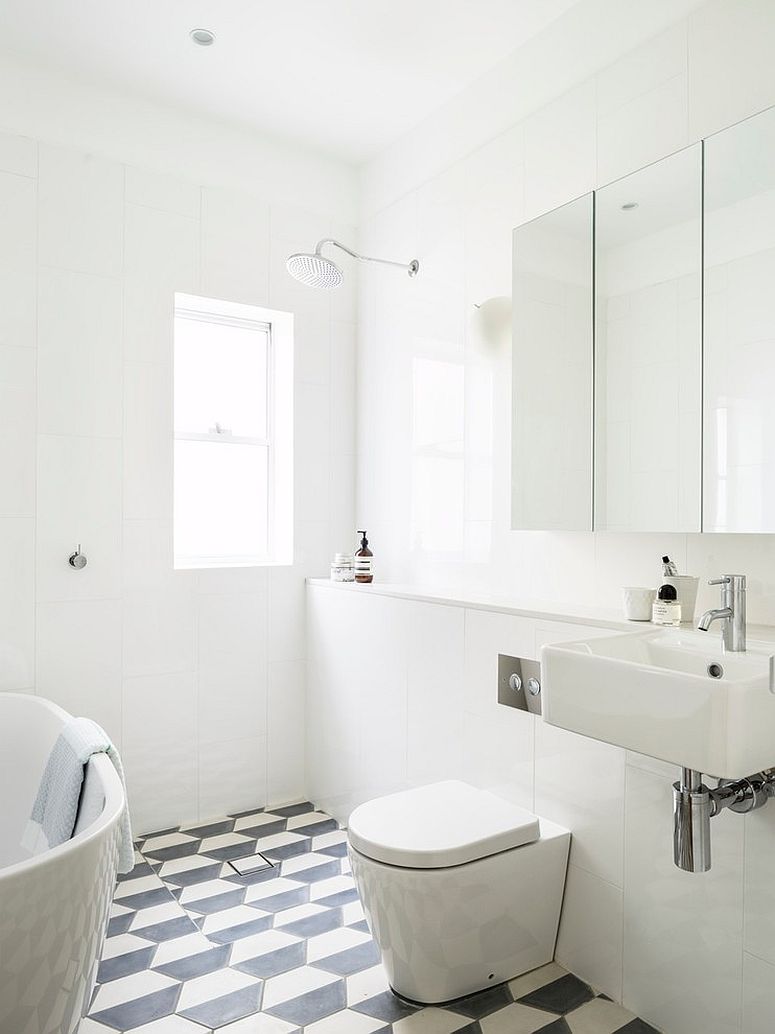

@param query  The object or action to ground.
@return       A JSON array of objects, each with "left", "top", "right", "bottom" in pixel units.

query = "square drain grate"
[{"left": 227, "top": 851, "right": 274, "bottom": 876}]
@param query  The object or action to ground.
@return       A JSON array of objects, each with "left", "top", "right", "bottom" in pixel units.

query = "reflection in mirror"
[
  {"left": 511, "top": 194, "right": 593, "bottom": 531},
  {"left": 704, "top": 106, "right": 775, "bottom": 532},
  {"left": 594, "top": 144, "right": 702, "bottom": 532}
]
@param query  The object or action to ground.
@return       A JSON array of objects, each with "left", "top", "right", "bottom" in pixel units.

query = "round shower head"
[{"left": 286, "top": 251, "right": 344, "bottom": 289}]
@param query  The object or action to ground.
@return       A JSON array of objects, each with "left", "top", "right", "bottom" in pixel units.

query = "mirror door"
[
  {"left": 594, "top": 144, "right": 703, "bottom": 532},
  {"left": 704, "top": 106, "right": 775, "bottom": 532},
  {"left": 511, "top": 194, "right": 593, "bottom": 531}
]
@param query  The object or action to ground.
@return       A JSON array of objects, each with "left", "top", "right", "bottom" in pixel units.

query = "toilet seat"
[{"left": 347, "top": 779, "right": 540, "bottom": 868}]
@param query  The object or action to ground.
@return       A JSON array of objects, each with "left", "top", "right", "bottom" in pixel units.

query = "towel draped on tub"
[{"left": 22, "top": 716, "right": 135, "bottom": 874}]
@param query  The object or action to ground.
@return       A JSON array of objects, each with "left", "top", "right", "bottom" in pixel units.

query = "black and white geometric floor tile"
[{"left": 79, "top": 802, "right": 659, "bottom": 1034}]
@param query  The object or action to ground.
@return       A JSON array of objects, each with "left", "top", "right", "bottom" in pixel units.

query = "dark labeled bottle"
[{"left": 354, "top": 530, "right": 373, "bottom": 583}]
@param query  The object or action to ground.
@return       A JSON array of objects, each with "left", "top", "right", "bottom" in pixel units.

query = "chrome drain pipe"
[
  {"left": 673, "top": 767, "right": 775, "bottom": 872},
  {"left": 673, "top": 769, "right": 711, "bottom": 872}
]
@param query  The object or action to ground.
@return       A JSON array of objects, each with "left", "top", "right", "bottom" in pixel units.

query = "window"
[{"left": 173, "top": 293, "right": 293, "bottom": 568}]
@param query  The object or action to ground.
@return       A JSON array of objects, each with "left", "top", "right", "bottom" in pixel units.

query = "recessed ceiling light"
[
  {"left": 190, "top": 28, "right": 215, "bottom": 46},
  {"left": 621, "top": 201, "right": 639, "bottom": 211}
]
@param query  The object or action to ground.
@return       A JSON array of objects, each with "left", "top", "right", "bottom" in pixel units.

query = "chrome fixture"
[
  {"left": 497, "top": 655, "right": 541, "bottom": 715},
  {"left": 673, "top": 766, "right": 775, "bottom": 872},
  {"left": 68, "top": 544, "right": 87, "bottom": 570},
  {"left": 286, "top": 239, "right": 419, "bottom": 290},
  {"left": 697, "top": 574, "right": 746, "bottom": 651},
  {"left": 190, "top": 28, "right": 216, "bottom": 46}
]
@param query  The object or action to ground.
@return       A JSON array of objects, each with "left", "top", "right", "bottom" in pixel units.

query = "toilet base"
[{"left": 349, "top": 817, "right": 570, "bottom": 1005}]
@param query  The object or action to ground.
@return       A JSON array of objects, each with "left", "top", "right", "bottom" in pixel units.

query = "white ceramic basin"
[{"left": 542, "top": 627, "right": 775, "bottom": 779}]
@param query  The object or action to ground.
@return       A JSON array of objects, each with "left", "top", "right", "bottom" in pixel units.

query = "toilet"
[{"left": 347, "top": 780, "right": 570, "bottom": 1004}]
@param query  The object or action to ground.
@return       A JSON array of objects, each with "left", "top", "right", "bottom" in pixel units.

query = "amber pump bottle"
[{"left": 354, "top": 530, "right": 373, "bottom": 583}]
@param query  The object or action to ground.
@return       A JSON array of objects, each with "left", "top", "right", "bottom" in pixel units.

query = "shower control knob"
[
  {"left": 68, "top": 545, "right": 87, "bottom": 570},
  {"left": 527, "top": 676, "right": 541, "bottom": 697},
  {"left": 508, "top": 673, "right": 523, "bottom": 693}
]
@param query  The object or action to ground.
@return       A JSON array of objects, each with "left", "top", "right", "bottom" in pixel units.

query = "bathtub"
[{"left": 0, "top": 694, "right": 125, "bottom": 1034}]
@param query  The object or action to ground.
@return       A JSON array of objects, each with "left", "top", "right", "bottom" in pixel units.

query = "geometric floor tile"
[{"left": 90, "top": 801, "right": 657, "bottom": 1034}]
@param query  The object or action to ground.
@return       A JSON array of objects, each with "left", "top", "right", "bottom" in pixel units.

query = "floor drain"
[{"left": 228, "top": 851, "right": 274, "bottom": 875}]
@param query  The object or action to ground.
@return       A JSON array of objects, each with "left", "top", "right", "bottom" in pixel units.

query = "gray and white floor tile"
[{"left": 87, "top": 802, "right": 658, "bottom": 1033}]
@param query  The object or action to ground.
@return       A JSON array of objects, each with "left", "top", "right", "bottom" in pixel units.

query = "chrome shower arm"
[{"left": 314, "top": 239, "right": 419, "bottom": 277}]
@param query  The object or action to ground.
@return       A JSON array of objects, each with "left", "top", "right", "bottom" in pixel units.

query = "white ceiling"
[{"left": 0, "top": 0, "right": 584, "bottom": 163}]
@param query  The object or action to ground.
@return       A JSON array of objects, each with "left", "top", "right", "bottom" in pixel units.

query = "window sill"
[{"left": 174, "top": 557, "right": 292, "bottom": 570}]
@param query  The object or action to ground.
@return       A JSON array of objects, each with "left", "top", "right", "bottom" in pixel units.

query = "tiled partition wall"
[
  {"left": 306, "top": 581, "right": 775, "bottom": 1034},
  {"left": 355, "top": 0, "right": 775, "bottom": 626},
  {"left": 0, "top": 128, "right": 356, "bottom": 834}
]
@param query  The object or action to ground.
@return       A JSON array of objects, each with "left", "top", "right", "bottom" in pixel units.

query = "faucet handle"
[{"left": 708, "top": 577, "right": 731, "bottom": 586}]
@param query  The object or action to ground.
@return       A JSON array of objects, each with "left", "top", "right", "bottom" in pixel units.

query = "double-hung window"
[{"left": 173, "top": 293, "right": 293, "bottom": 569}]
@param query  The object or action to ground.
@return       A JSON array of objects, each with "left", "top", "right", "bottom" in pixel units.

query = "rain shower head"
[
  {"left": 286, "top": 238, "right": 419, "bottom": 290},
  {"left": 286, "top": 251, "right": 344, "bottom": 289}
]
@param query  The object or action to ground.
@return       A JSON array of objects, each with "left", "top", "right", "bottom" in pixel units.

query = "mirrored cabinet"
[
  {"left": 512, "top": 195, "right": 593, "bottom": 531},
  {"left": 511, "top": 104, "right": 775, "bottom": 534},
  {"left": 704, "top": 106, "right": 775, "bottom": 532},
  {"left": 594, "top": 144, "right": 702, "bottom": 532}
]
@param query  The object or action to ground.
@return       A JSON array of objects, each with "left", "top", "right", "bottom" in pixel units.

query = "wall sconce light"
[{"left": 471, "top": 296, "right": 512, "bottom": 350}]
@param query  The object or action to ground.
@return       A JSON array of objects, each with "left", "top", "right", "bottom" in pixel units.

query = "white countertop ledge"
[{"left": 307, "top": 578, "right": 775, "bottom": 643}]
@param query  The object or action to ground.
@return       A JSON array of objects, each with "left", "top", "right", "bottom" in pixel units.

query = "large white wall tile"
[
  {"left": 0, "top": 346, "right": 35, "bottom": 516},
  {"left": 268, "top": 567, "right": 306, "bottom": 664},
  {"left": 0, "top": 170, "right": 36, "bottom": 352},
  {"left": 37, "top": 268, "right": 123, "bottom": 437},
  {"left": 38, "top": 144, "right": 123, "bottom": 276},
  {"left": 123, "top": 585, "right": 196, "bottom": 678},
  {"left": 462, "top": 708, "right": 534, "bottom": 811},
  {"left": 123, "top": 361, "right": 171, "bottom": 521},
  {"left": 0, "top": 517, "right": 34, "bottom": 690},
  {"left": 197, "top": 592, "right": 268, "bottom": 744},
  {"left": 198, "top": 735, "right": 267, "bottom": 821},
  {"left": 0, "top": 131, "right": 37, "bottom": 178},
  {"left": 556, "top": 864, "right": 623, "bottom": 1001},
  {"left": 36, "top": 599, "right": 122, "bottom": 744},
  {"left": 534, "top": 719, "right": 625, "bottom": 887},
  {"left": 597, "top": 73, "right": 689, "bottom": 187},
  {"left": 122, "top": 671, "right": 197, "bottom": 833},
  {"left": 123, "top": 202, "right": 199, "bottom": 364},
  {"left": 406, "top": 601, "right": 465, "bottom": 786},
  {"left": 743, "top": 953, "right": 775, "bottom": 1034},
  {"left": 201, "top": 185, "right": 270, "bottom": 306},
  {"left": 36, "top": 435, "right": 122, "bottom": 601},
  {"left": 267, "top": 660, "right": 305, "bottom": 806},
  {"left": 125, "top": 166, "right": 200, "bottom": 218},
  {"left": 623, "top": 763, "right": 743, "bottom": 1034},
  {"left": 524, "top": 83, "right": 596, "bottom": 219},
  {"left": 743, "top": 807, "right": 775, "bottom": 966},
  {"left": 689, "top": 0, "right": 775, "bottom": 140}
]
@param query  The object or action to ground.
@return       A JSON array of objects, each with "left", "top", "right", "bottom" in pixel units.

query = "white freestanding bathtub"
[{"left": 0, "top": 694, "right": 125, "bottom": 1034}]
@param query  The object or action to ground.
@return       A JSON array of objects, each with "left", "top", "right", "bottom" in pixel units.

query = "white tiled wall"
[
  {"left": 307, "top": 584, "right": 775, "bottom": 1033},
  {"left": 0, "top": 128, "right": 356, "bottom": 834},
  {"left": 356, "top": 0, "right": 775, "bottom": 628}
]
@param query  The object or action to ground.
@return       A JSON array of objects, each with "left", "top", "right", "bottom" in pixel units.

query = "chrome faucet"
[{"left": 697, "top": 574, "right": 746, "bottom": 651}]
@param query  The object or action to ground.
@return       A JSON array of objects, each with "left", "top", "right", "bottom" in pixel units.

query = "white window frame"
[{"left": 173, "top": 292, "right": 294, "bottom": 570}]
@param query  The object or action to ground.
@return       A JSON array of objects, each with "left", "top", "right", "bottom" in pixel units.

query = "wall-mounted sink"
[{"left": 542, "top": 627, "right": 775, "bottom": 779}]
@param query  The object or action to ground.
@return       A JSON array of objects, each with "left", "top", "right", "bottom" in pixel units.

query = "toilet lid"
[{"left": 347, "top": 780, "right": 540, "bottom": 868}]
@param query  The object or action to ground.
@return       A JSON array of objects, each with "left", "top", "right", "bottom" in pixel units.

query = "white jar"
[{"left": 331, "top": 553, "right": 355, "bottom": 582}]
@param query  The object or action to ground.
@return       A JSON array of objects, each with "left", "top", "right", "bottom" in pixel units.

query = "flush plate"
[{"left": 498, "top": 654, "right": 542, "bottom": 715}]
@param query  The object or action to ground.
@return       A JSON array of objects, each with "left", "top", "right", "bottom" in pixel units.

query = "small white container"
[
  {"left": 622, "top": 587, "right": 657, "bottom": 621},
  {"left": 662, "top": 575, "right": 700, "bottom": 624},
  {"left": 330, "top": 553, "right": 355, "bottom": 582}
]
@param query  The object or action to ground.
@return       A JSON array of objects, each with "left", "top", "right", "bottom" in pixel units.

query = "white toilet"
[{"left": 348, "top": 780, "right": 570, "bottom": 1004}]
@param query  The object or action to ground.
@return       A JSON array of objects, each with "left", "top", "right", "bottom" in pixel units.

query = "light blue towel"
[{"left": 22, "top": 717, "right": 135, "bottom": 874}]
